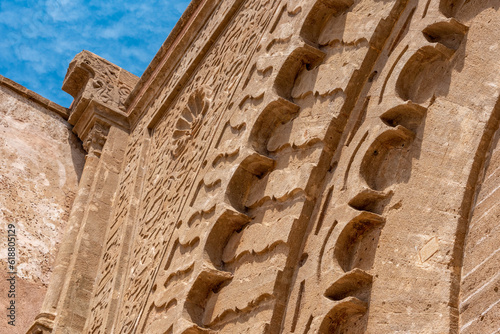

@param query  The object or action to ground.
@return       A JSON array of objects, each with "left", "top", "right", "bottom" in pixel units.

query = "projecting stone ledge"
[
  {"left": 0, "top": 74, "right": 69, "bottom": 119},
  {"left": 62, "top": 50, "right": 139, "bottom": 155}
]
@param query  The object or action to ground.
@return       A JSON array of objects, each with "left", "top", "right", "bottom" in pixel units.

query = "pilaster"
[{"left": 27, "top": 51, "right": 138, "bottom": 334}]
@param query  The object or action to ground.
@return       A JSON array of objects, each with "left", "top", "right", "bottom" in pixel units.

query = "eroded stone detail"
[
  {"left": 82, "top": 122, "right": 110, "bottom": 158},
  {"left": 22, "top": 1, "right": 500, "bottom": 334},
  {"left": 63, "top": 51, "right": 138, "bottom": 114},
  {"left": 172, "top": 89, "right": 212, "bottom": 157},
  {"left": 0, "top": 81, "right": 84, "bottom": 334}
]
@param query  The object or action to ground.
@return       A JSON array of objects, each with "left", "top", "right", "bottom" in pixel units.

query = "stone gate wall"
[{"left": 22, "top": 0, "right": 500, "bottom": 333}]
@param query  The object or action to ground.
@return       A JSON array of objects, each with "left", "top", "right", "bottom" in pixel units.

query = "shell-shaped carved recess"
[
  {"left": 318, "top": 297, "right": 367, "bottom": 334},
  {"left": 274, "top": 45, "right": 325, "bottom": 100},
  {"left": 380, "top": 102, "right": 427, "bottom": 133},
  {"left": 203, "top": 209, "right": 250, "bottom": 269},
  {"left": 325, "top": 268, "right": 373, "bottom": 301},
  {"left": 396, "top": 19, "right": 467, "bottom": 104},
  {"left": 226, "top": 153, "right": 275, "bottom": 212},
  {"left": 334, "top": 212, "right": 385, "bottom": 272},
  {"left": 422, "top": 19, "right": 468, "bottom": 51},
  {"left": 300, "top": 0, "right": 354, "bottom": 45},
  {"left": 180, "top": 208, "right": 251, "bottom": 332},
  {"left": 395, "top": 46, "right": 450, "bottom": 103},
  {"left": 248, "top": 98, "right": 300, "bottom": 154},
  {"left": 172, "top": 89, "right": 211, "bottom": 157},
  {"left": 184, "top": 265, "right": 233, "bottom": 330},
  {"left": 359, "top": 126, "right": 415, "bottom": 191}
]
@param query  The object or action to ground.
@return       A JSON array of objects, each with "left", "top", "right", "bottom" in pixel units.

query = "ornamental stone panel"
[{"left": 3, "top": 0, "right": 499, "bottom": 333}]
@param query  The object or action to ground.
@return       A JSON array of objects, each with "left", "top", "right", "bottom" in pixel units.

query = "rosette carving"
[{"left": 172, "top": 89, "right": 211, "bottom": 157}]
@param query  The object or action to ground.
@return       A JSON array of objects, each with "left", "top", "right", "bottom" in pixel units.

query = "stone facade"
[{"left": 6, "top": 0, "right": 500, "bottom": 333}]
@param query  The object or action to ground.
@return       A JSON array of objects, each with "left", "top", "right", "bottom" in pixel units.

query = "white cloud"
[
  {"left": 45, "top": 0, "right": 86, "bottom": 22},
  {"left": 16, "top": 45, "right": 40, "bottom": 62}
]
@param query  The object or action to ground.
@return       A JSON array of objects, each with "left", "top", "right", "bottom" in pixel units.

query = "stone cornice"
[
  {"left": 60, "top": 0, "right": 243, "bottom": 146},
  {"left": 124, "top": 0, "right": 244, "bottom": 129},
  {"left": 123, "top": 0, "right": 207, "bottom": 122},
  {"left": 0, "top": 74, "right": 69, "bottom": 119},
  {"left": 62, "top": 51, "right": 138, "bottom": 153},
  {"left": 61, "top": 0, "right": 243, "bottom": 133}
]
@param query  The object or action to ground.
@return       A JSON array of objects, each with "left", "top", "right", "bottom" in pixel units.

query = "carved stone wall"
[{"left": 24, "top": 0, "right": 500, "bottom": 333}]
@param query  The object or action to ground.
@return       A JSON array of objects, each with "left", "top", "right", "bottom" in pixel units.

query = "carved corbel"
[
  {"left": 82, "top": 122, "right": 110, "bottom": 158},
  {"left": 62, "top": 50, "right": 139, "bottom": 156}
]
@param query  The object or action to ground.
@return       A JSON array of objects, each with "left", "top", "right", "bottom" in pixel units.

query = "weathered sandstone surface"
[
  {"left": 0, "top": 76, "right": 85, "bottom": 333},
  {"left": 0, "top": 0, "right": 495, "bottom": 333}
]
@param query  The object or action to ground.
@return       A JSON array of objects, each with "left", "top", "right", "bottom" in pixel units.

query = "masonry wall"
[
  {"left": 25, "top": 0, "right": 500, "bottom": 333},
  {"left": 0, "top": 77, "right": 85, "bottom": 334},
  {"left": 80, "top": 1, "right": 500, "bottom": 333}
]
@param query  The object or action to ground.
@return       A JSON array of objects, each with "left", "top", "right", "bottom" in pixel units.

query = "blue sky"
[{"left": 0, "top": 0, "right": 189, "bottom": 107}]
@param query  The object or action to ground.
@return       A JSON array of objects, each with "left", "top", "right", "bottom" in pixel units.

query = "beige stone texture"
[
  {"left": 13, "top": 0, "right": 500, "bottom": 333},
  {"left": 0, "top": 76, "right": 85, "bottom": 334},
  {"left": 460, "top": 95, "right": 500, "bottom": 333}
]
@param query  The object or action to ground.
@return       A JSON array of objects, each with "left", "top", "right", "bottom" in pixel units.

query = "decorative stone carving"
[
  {"left": 24, "top": 1, "right": 500, "bottom": 333},
  {"left": 62, "top": 51, "right": 138, "bottom": 154},
  {"left": 172, "top": 89, "right": 211, "bottom": 157},
  {"left": 82, "top": 122, "right": 110, "bottom": 158},
  {"left": 63, "top": 51, "right": 138, "bottom": 115}
]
